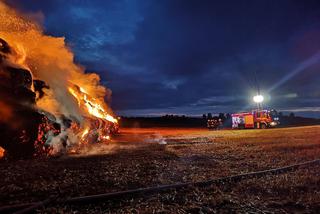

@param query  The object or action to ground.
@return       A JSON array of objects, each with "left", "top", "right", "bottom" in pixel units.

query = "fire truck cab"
[{"left": 232, "top": 109, "right": 279, "bottom": 129}]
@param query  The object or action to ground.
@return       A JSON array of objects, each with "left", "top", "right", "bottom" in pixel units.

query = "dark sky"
[{"left": 7, "top": 0, "right": 320, "bottom": 117}]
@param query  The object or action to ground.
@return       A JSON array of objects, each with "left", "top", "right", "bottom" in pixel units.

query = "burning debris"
[{"left": 0, "top": 3, "right": 118, "bottom": 158}]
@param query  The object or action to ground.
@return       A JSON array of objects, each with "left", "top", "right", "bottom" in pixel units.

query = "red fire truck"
[{"left": 232, "top": 109, "right": 279, "bottom": 129}]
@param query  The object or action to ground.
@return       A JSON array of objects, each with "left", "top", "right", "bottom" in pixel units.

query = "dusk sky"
[{"left": 7, "top": 0, "right": 320, "bottom": 117}]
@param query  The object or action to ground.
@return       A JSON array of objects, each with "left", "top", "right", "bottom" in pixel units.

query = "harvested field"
[{"left": 1, "top": 125, "right": 320, "bottom": 213}]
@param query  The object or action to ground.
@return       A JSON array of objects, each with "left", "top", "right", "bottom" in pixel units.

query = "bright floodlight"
[{"left": 253, "top": 95, "right": 264, "bottom": 103}]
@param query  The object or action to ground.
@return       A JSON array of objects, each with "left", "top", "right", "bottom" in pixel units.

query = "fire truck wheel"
[{"left": 260, "top": 123, "right": 267, "bottom": 129}]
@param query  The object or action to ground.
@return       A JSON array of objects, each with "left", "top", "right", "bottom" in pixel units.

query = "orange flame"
[
  {"left": 0, "top": 147, "right": 5, "bottom": 158},
  {"left": 81, "top": 128, "right": 89, "bottom": 139},
  {"left": 68, "top": 85, "right": 118, "bottom": 124}
]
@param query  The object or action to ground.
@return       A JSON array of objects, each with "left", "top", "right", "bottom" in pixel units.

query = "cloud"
[
  {"left": 280, "top": 107, "right": 320, "bottom": 112},
  {"left": 7, "top": 0, "right": 320, "bottom": 117}
]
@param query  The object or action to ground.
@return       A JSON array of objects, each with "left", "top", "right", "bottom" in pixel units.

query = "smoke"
[
  {"left": 0, "top": 1, "right": 112, "bottom": 122},
  {"left": 142, "top": 133, "right": 167, "bottom": 145},
  {"left": 0, "top": 2, "right": 117, "bottom": 158},
  {"left": 152, "top": 133, "right": 167, "bottom": 145}
]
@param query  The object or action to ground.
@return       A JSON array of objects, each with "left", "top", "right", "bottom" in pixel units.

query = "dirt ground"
[{"left": 1, "top": 126, "right": 320, "bottom": 213}]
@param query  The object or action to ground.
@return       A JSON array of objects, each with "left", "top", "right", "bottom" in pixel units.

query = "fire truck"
[{"left": 232, "top": 109, "right": 279, "bottom": 129}]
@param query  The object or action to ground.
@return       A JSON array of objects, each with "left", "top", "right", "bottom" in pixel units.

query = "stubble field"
[{"left": 0, "top": 125, "right": 319, "bottom": 213}]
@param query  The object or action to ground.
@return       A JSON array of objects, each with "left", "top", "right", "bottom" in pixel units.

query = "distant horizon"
[{"left": 117, "top": 109, "right": 320, "bottom": 119}]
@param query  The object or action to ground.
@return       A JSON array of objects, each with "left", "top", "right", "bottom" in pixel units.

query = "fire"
[
  {"left": 102, "top": 135, "right": 110, "bottom": 140},
  {"left": 0, "top": 147, "right": 5, "bottom": 159},
  {"left": 81, "top": 128, "right": 89, "bottom": 139},
  {"left": 0, "top": 2, "right": 119, "bottom": 158},
  {"left": 66, "top": 84, "right": 119, "bottom": 146},
  {"left": 105, "top": 135, "right": 110, "bottom": 140},
  {"left": 68, "top": 85, "right": 118, "bottom": 124}
]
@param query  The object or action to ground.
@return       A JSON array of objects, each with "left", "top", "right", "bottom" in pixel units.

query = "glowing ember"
[
  {"left": 0, "top": 147, "right": 5, "bottom": 158},
  {"left": 102, "top": 135, "right": 110, "bottom": 140}
]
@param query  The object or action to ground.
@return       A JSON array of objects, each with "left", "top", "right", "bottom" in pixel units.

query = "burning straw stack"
[
  {"left": 0, "top": 38, "right": 118, "bottom": 159},
  {"left": 0, "top": 38, "right": 60, "bottom": 158}
]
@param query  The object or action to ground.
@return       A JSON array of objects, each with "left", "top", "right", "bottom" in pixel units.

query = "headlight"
[{"left": 270, "top": 121, "right": 277, "bottom": 126}]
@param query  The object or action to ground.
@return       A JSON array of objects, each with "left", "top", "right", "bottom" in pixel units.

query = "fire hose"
[{"left": 1, "top": 158, "right": 319, "bottom": 214}]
